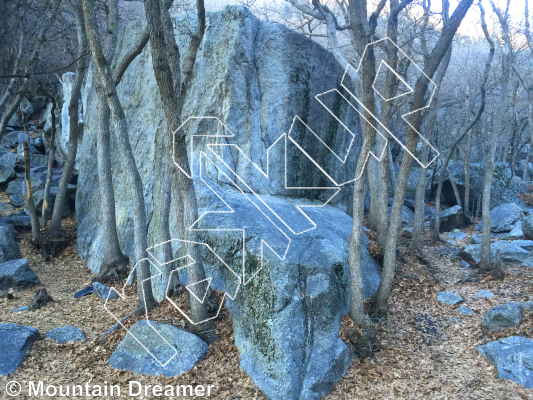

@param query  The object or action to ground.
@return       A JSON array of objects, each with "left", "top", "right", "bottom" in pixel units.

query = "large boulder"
[
  {"left": 437, "top": 205, "right": 472, "bottom": 232},
  {"left": 476, "top": 203, "right": 524, "bottom": 233},
  {"left": 460, "top": 240, "right": 533, "bottom": 264},
  {"left": 522, "top": 215, "right": 533, "bottom": 240},
  {"left": 109, "top": 320, "right": 208, "bottom": 377},
  {"left": 0, "top": 258, "right": 40, "bottom": 290},
  {"left": 75, "top": 6, "right": 382, "bottom": 399},
  {"left": 0, "top": 323, "right": 39, "bottom": 375},
  {"left": 0, "top": 225, "right": 22, "bottom": 263},
  {"left": 477, "top": 336, "right": 533, "bottom": 388}
]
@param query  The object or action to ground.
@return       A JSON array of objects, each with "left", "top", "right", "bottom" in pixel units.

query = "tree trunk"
[
  {"left": 49, "top": 1, "right": 87, "bottom": 234},
  {"left": 83, "top": 0, "right": 158, "bottom": 312},
  {"left": 23, "top": 119, "right": 40, "bottom": 243},
  {"left": 41, "top": 96, "right": 56, "bottom": 225}
]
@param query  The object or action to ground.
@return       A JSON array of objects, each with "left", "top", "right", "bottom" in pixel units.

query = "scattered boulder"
[
  {"left": 0, "top": 131, "right": 26, "bottom": 149},
  {"left": 460, "top": 240, "right": 533, "bottom": 264},
  {"left": 9, "top": 194, "right": 24, "bottom": 207},
  {"left": 30, "top": 288, "right": 54, "bottom": 310},
  {"left": 0, "top": 165, "right": 15, "bottom": 185},
  {"left": 109, "top": 320, "right": 208, "bottom": 377},
  {"left": 0, "top": 258, "right": 39, "bottom": 291},
  {"left": 475, "top": 290, "right": 494, "bottom": 299},
  {"left": 470, "top": 234, "right": 482, "bottom": 244},
  {"left": 3, "top": 213, "right": 32, "bottom": 230},
  {"left": 0, "top": 225, "right": 22, "bottom": 263},
  {"left": 482, "top": 303, "right": 523, "bottom": 331},
  {"left": 501, "top": 221, "right": 524, "bottom": 240},
  {"left": 461, "top": 260, "right": 470, "bottom": 268},
  {"left": 437, "top": 292, "right": 464, "bottom": 305},
  {"left": 0, "top": 323, "right": 39, "bottom": 375},
  {"left": 45, "top": 326, "right": 85, "bottom": 344},
  {"left": 93, "top": 282, "right": 117, "bottom": 301},
  {"left": 457, "top": 306, "right": 475, "bottom": 315},
  {"left": 437, "top": 205, "right": 472, "bottom": 232},
  {"left": 448, "top": 232, "right": 467, "bottom": 240},
  {"left": 477, "top": 336, "right": 533, "bottom": 388},
  {"left": 476, "top": 203, "right": 524, "bottom": 233},
  {"left": 0, "top": 151, "right": 18, "bottom": 170}
]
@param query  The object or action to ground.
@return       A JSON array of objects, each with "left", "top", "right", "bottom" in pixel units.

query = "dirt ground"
[{"left": 1, "top": 214, "right": 533, "bottom": 399}]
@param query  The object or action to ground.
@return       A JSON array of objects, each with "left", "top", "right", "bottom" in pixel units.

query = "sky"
[{"left": 205, "top": 0, "right": 528, "bottom": 37}]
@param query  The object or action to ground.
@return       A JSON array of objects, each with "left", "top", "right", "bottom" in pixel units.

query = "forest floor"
[{"left": 1, "top": 209, "right": 533, "bottom": 399}]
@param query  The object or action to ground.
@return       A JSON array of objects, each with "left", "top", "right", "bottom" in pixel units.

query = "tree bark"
[
  {"left": 23, "top": 119, "right": 40, "bottom": 243},
  {"left": 41, "top": 94, "right": 56, "bottom": 225}
]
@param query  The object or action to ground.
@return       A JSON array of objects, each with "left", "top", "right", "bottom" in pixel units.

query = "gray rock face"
[
  {"left": 438, "top": 205, "right": 472, "bottom": 232},
  {"left": 477, "top": 336, "right": 533, "bottom": 388},
  {"left": 0, "top": 225, "right": 21, "bottom": 263},
  {"left": 0, "top": 323, "right": 39, "bottom": 375},
  {"left": 0, "top": 258, "right": 39, "bottom": 290},
  {"left": 109, "top": 320, "right": 208, "bottom": 377},
  {"left": 482, "top": 303, "right": 523, "bottom": 331},
  {"left": 460, "top": 240, "right": 533, "bottom": 264},
  {"left": 93, "top": 282, "right": 117, "bottom": 300},
  {"left": 45, "top": 326, "right": 86, "bottom": 343},
  {"left": 437, "top": 291, "right": 464, "bottom": 305}
]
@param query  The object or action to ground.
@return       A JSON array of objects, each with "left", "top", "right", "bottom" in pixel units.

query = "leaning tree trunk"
[
  {"left": 369, "top": 0, "right": 474, "bottom": 317},
  {"left": 41, "top": 95, "right": 56, "bottom": 225},
  {"left": 83, "top": 0, "right": 158, "bottom": 312}
]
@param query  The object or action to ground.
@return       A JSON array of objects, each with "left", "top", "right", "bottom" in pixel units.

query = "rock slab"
[
  {"left": 109, "top": 320, "right": 208, "bottom": 377},
  {"left": 0, "top": 323, "right": 39, "bottom": 375},
  {"left": 477, "top": 336, "right": 533, "bottom": 388},
  {"left": 437, "top": 291, "right": 464, "bottom": 305}
]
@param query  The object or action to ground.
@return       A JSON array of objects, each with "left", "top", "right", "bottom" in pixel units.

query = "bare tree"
[
  {"left": 82, "top": 0, "right": 158, "bottom": 312},
  {"left": 479, "top": 0, "right": 512, "bottom": 271},
  {"left": 369, "top": 0, "right": 474, "bottom": 317}
]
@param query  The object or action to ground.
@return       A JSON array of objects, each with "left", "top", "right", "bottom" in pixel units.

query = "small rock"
[
  {"left": 0, "top": 258, "right": 39, "bottom": 291},
  {"left": 475, "top": 290, "right": 494, "bottom": 299},
  {"left": 448, "top": 232, "right": 467, "bottom": 240},
  {"left": 437, "top": 291, "right": 464, "bottom": 305},
  {"left": 93, "top": 282, "right": 117, "bottom": 301},
  {"left": 45, "top": 326, "right": 85, "bottom": 343},
  {"left": 0, "top": 323, "right": 39, "bottom": 375},
  {"left": 470, "top": 234, "right": 482, "bottom": 244},
  {"left": 457, "top": 306, "right": 475, "bottom": 315},
  {"left": 9, "top": 194, "right": 24, "bottom": 207},
  {"left": 461, "top": 260, "right": 470, "bottom": 268},
  {"left": 452, "top": 228, "right": 460, "bottom": 233},
  {"left": 477, "top": 336, "right": 533, "bottom": 388},
  {"left": 109, "top": 320, "right": 208, "bottom": 377},
  {"left": 12, "top": 306, "right": 29, "bottom": 313},
  {"left": 482, "top": 303, "right": 523, "bottom": 331}
]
